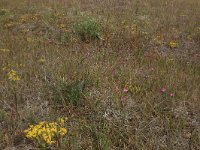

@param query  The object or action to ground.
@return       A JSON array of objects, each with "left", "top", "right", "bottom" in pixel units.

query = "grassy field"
[{"left": 0, "top": 0, "right": 200, "bottom": 149}]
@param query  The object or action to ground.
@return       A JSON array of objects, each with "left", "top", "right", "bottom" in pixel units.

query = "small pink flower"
[
  {"left": 123, "top": 88, "right": 129, "bottom": 92},
  {"left": 161, "top": 87, "right": 167, "bottom": 93},
  {"left": 170, "top": 93, "right": 175, "bottom": 97}
]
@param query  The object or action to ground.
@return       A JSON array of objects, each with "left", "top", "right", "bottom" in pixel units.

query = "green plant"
[
  {"left": 51, "top": 80, "right": 85, "bottom": 106},
  {"left": 59, "top": 31, "right": 70, "bottom": 44},
  {"left": 98, "top": 133, "right": 111, "bottom": 150},
  {"left": 0, "top": 9, "right": 9, "bottom": 16},
  {"left": 72, "top": 18, "right": 101, "bottom": 41},
  {"left": 194, "top": 27, "right": 200, "bottom": 45}
]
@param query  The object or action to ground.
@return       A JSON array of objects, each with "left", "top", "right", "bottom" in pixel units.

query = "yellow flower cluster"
[
  {"left": 24, "top": 118, "right": 68, "bottom": 146},
  {"left": 169, "top": 41, "right": 179, "bottom": 48},
  {"left": 7, "top": 70, "right": 20, "bottom": 81}
]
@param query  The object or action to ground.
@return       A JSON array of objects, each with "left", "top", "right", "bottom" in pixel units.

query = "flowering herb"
[
  {"left": 7, "top": 70, "right": 20, "bottom": 81},
  {"left": 24, "top": 118, "right": 68, "bottom": 147}
]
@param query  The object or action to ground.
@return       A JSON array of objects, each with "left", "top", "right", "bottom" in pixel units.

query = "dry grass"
[{"left": 0, "top": 0, "right": 200, "bottom": 149}]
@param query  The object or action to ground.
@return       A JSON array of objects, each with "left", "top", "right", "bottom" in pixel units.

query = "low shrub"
[{"left": 72, "top": 18, "right": 101, "bottom": 42}]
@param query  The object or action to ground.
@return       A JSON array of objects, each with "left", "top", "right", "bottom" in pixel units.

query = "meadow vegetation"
[{"left": 0, "top": 0, "right": 200, "bottom": 149}]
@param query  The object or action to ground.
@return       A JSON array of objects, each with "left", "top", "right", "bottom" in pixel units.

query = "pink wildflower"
[
  {"left": 161, "top": 87, "right": 167, "bottom": 93},
  {"left": 123, "top": 88, "right": 129, "bottom": 92}
]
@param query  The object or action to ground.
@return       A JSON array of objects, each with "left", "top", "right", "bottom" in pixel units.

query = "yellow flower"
[
  {"left": 24, "top": 118, "right": 68, "bottom": 147},
  {"left": 7, "top": 70, "right": 20, "bottom": 81},
  {"left": 169, "top": 41, "right": 179, "bottom": 48},
  {"left": 59, "top": 128, "right": 67, "bottom": 136},
  {"left": 60, "top": 24, "right": 66, "bottom": 29}
]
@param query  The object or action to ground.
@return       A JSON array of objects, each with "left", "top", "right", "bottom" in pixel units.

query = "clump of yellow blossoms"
[
  {"left": 24, "top": 118, "right": 68, "bottom": 146},
  {"left": 7, "top": 70, "right": 20, "bottom": 81},
  {"left": 169, "top": 41, "right": 179, "bottom": 48}
]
